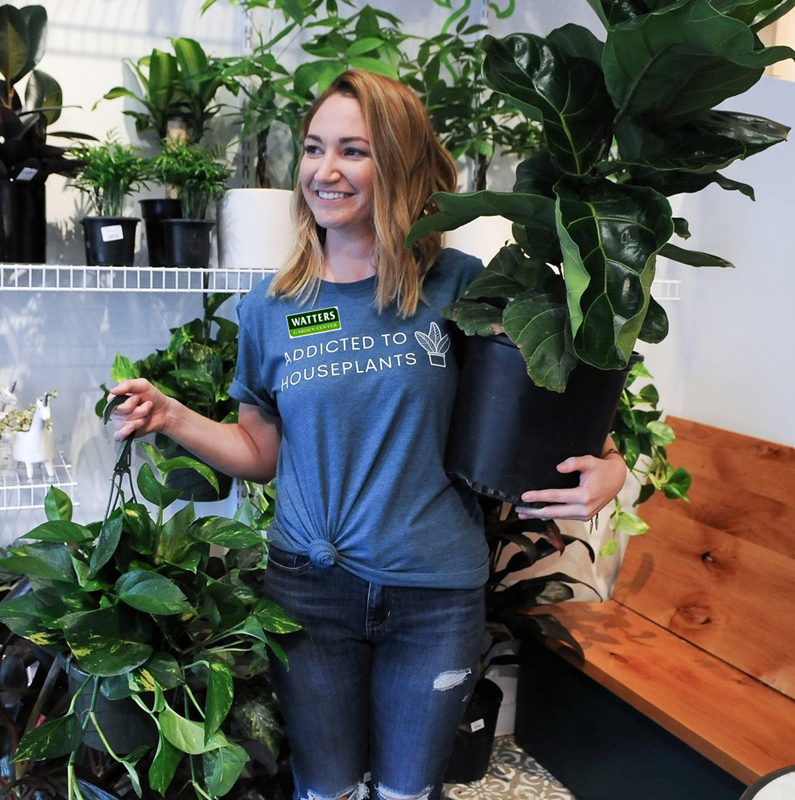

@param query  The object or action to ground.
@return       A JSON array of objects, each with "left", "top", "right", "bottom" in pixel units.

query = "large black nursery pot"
[
  {"left": 0, "top": 178, "right": 46, "bottom": 263},
  {"left": 161, "top": 218, "right": 215, "bottom": 267},
  {"left": 82, "top": 216, "right": 139, "bottom": 266},
  {"left": 444, "top": 677, "right": 504, "bottom": 783},
  {"left": 140, "top": 197, "right": 182, "bottom": 266},
  {"left": 446, "top": 333, "right": 641, "bottom": 504}
]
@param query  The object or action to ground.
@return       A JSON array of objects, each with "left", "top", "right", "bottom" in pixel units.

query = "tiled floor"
[{"left": 444, "top": 736, "right": 578, "bottom": 800}]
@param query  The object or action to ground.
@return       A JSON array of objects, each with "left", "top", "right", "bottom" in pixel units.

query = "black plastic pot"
[
  {"left": 62, "top": 657, "right": 157, "bottom": 754},
  {"left": 161, "top": 218, "right": 215, "bottom": 267},
  {"left": 164, "top": 442, "right": 233, "bottom": 502},
  {"left": 0, "top": 179, "right": 46, "bottom": 263},
  {"left": 446, "top": 333, "right": 642, "bottom": 504},
  {"left": 140, "top": 198, "right": 182, "bottom": 266},
  {"left": 82, "top": 216, "right": 139, "bottom": 266},
  {"left": 444, "top": 677, "right": 504, "bottom": 784}
]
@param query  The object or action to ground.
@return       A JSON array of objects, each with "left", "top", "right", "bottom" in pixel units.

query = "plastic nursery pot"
[
  {"left": 445, "top": 333, "right": 642, "bottom": 504},
  {"left": 161, "top": 218, "right": 215, "bottom": 268},
  {"left": 164, "top": 442, "right": 233, "bottom": 502},
  {"left": 0, "top": 179, "right": 47, "bottom": 263},
  {"left": 140, "top": 198, "right": 182, "bottom": 266},
  {"left": 62, "top": 657, "right": 157, "bottom": 754},
  {"left": 81, "top": 216, "right": 140, "bottom": 266},
  {"left": 444, "top": 677, "right": 504, "bottom": 784},
  {"left": 740, "top": 766, "right": 795, "bottom": 799}
]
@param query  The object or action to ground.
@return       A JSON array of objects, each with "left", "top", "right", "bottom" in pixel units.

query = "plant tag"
[
  {"left": 16, "top": 167, "right": 38, "bottom": 182},
  {"left": 470, "top": 718, "right": 485, "bottom": 733},
  {"left": 101, "top": 225, "right": 124, "bottom": 242}
]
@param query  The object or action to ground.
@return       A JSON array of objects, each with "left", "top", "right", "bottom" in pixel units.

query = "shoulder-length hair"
[{"left": 268, "top": 69, "right": 458, "bottom": 317}]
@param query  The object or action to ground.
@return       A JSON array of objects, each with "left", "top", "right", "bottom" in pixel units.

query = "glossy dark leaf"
[
  {"left": 602, "top": 0, "right": 795, "bottom": 123},
  {"left": 555, "top": 178, "right": 674, "bottom": 369},
  {"left": 442, "top": 299, "right": 505, "bottom": 337},
  {"left": 502, "top": 289, "right": 578, "bottom": 392},
  {"left": 116, "top": 571, "right": 193, "bottom": 615},
  {"left": 14, "top": 519, "right": 93, "bottom": 545},
  {"left": 88, "top": 512, "right": 123, "bottom": 579},
  {"left": 660, "top": 242, "right": 734, "bottom": 267},
  {"left": 628, "top": 165, "right": 756, "bottom": 199},
  {"left": 14, "top": 713, "right": 84, "bottom": 761},
  {"left": 638, "top": 295, "right": 669, "bottom": 344},
  {"left": 482, "top": 32, "right": 614, "bottom": 175},
  {"left": 1, "top": 541, "right": 77, "bottom": 581}
]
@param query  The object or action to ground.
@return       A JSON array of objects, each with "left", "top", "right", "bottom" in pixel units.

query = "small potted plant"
[
  {"left": 70, "top": 134, "right": 149, "bottom": 266},
  {"left": 98, "top": 292, "right": 239, "bottom": 501},
  {"left": 0, "top": 4, "right": 95, "bottom": 264},
  {"left": 0, "top": 423, "right": 298, "bottom": 800},
  {"left": 407, "top": 0, "right": 793, "bottom": 503},
  {"left": 149, "top": 140, "right": 232, "bottom": 267}
]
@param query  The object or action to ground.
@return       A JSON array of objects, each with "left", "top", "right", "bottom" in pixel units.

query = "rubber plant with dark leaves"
[
  {"left": 407, "top": 0, "right": 794, "bottom": 393},
  {"left": 0, "top": 415, "right": 299, "bottom": 800}
]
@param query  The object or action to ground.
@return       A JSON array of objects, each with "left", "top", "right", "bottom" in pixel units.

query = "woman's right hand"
[{"left": 108, "top": 379, "right": 173, "bottom": 441}]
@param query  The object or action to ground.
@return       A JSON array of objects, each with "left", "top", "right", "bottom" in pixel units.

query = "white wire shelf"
[
  {"left": 0, "top": 452, "right": 78, "bottom": 511},
  {"left": 0, "top": 264, "right": 275, "bottom": 293},
  {"left": 1, "top": 264, "right": 682, "bottom": 300}
]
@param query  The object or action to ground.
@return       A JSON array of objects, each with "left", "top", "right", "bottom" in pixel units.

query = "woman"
[{"left": 111, "top": 70, "right": 626, "bottom": 800}]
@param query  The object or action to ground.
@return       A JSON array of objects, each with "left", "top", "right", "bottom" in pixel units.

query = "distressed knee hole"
[
  {"left": 376, "top": 785, "right": 432, "bottom": 800},
  {"left": 303, "top": 783, "right": 369, "bottom": 800},
  {"left": 432, "top": 668, "right": 471, "bottom": 691}
]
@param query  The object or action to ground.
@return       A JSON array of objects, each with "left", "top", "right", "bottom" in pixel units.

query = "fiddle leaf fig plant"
[
  {"left": 0, "top": 424, "right": 299, "bottom": 800},
  {"left": 407, "top": 0, "right": 794, "bottom": 392}
]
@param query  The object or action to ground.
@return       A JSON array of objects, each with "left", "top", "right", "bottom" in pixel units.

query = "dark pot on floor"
[
  {"left": 164, "top": 442, "right": 233, "bottom": 502},
  {"left": 62, "top": 657, "right": 157, "bottom": 754},
  {"left": 446, "top": 333, "right": 641, "bottom": 504},
  {"left": 0, "top": 179, "right": 46, "bottom": 263},
  {"left": 445, "top": 677, "right": 504, "bottom": 784},
  {"left": 161, "top": 218, "right": 215, "bottom": 267},
  {"left": 82, "top": 216, "right": 139, "bottom": 266},
  {"left": 140, "top": 198, "right": 182, "bottom": 266}
]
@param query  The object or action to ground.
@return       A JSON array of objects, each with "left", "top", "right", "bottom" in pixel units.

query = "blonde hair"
[{"left": 269, "top": 69, "right": 458, "bottom": 317}]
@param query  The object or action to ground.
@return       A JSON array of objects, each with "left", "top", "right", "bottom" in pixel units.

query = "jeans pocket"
[{"left": 266, "top": 543, "right": 312, "bottom": 576}]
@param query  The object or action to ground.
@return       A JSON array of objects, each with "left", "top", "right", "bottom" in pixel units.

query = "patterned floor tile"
[{"left": 444, "top": 735, "right": 578, "bottom": 800}]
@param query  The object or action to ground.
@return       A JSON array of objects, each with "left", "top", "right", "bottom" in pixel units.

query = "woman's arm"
[
  {"left": 515, "top": 437, "right": 626, "bottom": 521},
  {"left": 109, "top": 379, "right": 281, "bottom": 484}
]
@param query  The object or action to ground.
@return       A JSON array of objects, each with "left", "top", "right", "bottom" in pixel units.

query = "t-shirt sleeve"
[{"left": 229, "top": 291, "right": 280, "bottom": 418}]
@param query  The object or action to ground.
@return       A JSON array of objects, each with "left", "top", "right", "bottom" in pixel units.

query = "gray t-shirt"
[{"left": 230, "top": 247, "right": 489, "bottom": 589}]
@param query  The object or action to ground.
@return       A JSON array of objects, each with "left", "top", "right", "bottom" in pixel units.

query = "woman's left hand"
[{"left": 515, "top": 451, "right": 627, "bottom": 521}]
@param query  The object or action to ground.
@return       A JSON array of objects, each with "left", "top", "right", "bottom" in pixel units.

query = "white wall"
[{"left": 2, "top": 0, "right": 794, "bottom": 544}]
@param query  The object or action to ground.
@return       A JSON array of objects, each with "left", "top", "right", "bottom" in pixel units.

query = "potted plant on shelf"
[
  {"left": 98, "top": 292, "right": 239, "bottom": 501},
  {"left": 0, "top": 3, "right": 95, "bottom": 264},
  {"left": 0, "top": 425, "right": 298, "bottom": 800},
  {"left": 407, "top": 0, "right": 793, "bottom": 504},
  {"left": 70, "top": 134, "right": 149, "bottom": 266},
  {"left": 149, "top": 140, "right": 232, "bottom": 267}
]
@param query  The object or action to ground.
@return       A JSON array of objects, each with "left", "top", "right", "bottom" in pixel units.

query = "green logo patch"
[{"left": 287, "top": 307, "right": 341, "bottom": 337}]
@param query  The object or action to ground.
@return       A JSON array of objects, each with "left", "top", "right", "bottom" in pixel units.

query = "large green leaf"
[
  {"left": 159, "top": 705, "right": 228, "bottom": 755},
  {"left": 204, "top": 659, "right": 234, "bottom": 740},
  {"left": 482, "top": 32, "right": 615, "bottom": 175},
  {"left": 502, "top": 290, "right": 579, "bottom": 392},
  {"left": 203, "top": 743, "right": 249, "bottom": 798},
  {"left": 659, "top": 242, "right": 735, "bottom": 267},
  {"left": 62, "top": 607, "right": 153, "bottom": 677},
  {"left": 88, "top": 512, "right": 124, "bottom": 578},
  {"left": 555, "top": 178, "right": 674, "bottom": 369},
  {"left": 115, "top": 570, "right": 193, "bottom": 615},
  {"left": 19, "top": 5, "right": 47, "bottom": 78},
  {"left": 25, "top": 68, "right": 62, "bottom": 124},
  {"left": 0, "top": 5, "right": 30, "bottom": 87},
  {"left": 442, "top": 299, "right": 505, "bottom": 337},
  {"left": 628, "top": 165, "right": 755, "bottom": 198},
  {"left": 602, "top": 0, "right": 795, "bottom": 124},
  {"left": 149, "top": 733, "right": 183, "bottom": 796},
  {"left": 44, "top": 486, "right": 73, "bottom": 522},
  {"left": 130, "top": 651, "right": 184, "bottom": 693},
  {"left": 1, "top": 541, "right": 77, "bottom": 581},
  {"left": 253, "top": 599, "right": 302, "bottom": 634},
  {"left": 189, "top": 516, "right": 263, "bottom": 549},
  {"left": 406, "top": 190, "right": 558, "bottom": 262},
  {"left": 15, "top": 519, "right": 94, "bottom": 544},
  {"left": 14, "top": 713, "right": 84, "bottom": 761}
]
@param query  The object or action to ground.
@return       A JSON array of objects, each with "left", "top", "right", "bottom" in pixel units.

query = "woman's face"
[{"left": 299, "top": 92, "right": 375, "bottom": 241}]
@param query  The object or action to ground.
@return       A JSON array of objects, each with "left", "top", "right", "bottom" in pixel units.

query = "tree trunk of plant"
[
  {"left": 256, "top": 130, "right": 270, "bottom": 189},
  {"left": 475, "top": 152, "right": 489, "bottom": 193}
]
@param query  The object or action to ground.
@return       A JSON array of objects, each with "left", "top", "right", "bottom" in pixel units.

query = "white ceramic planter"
[{"left": 217, "top": 188, "right": 295, "bottom": 271}]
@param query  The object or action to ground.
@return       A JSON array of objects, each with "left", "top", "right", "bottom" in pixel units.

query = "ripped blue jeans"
[{"left": 262, "top": 545, "right": 486, "bottom": 800}]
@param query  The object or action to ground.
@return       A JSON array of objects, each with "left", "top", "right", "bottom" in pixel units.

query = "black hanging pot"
[
  {"left": 140, "top": 198, "right": 182, "bottom": 266},
  {"left": 161, "top": 218, "right": 215, "bottom": 267},
  {"left": 0, "top": 178, "right": 47, "bottom": 263},
  {"left": 446, "top": 333, "right": 642, "bottom": 504},
  {"left": 163, "top": 442, "right": 233, "bottom": 502},
  {"left": 82, "top": 216, "right": 139, "bottom": 266},
  {"left": 444, "top": 677, "right": 504, "bottom": 784},
  {"left": 62, "top": 657, "right": 157, "bottom": 754}
]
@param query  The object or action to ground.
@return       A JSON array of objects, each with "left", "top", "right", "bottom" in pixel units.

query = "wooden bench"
[{"left": 515, "top": 417, "right": 795, "bottom": 799}]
